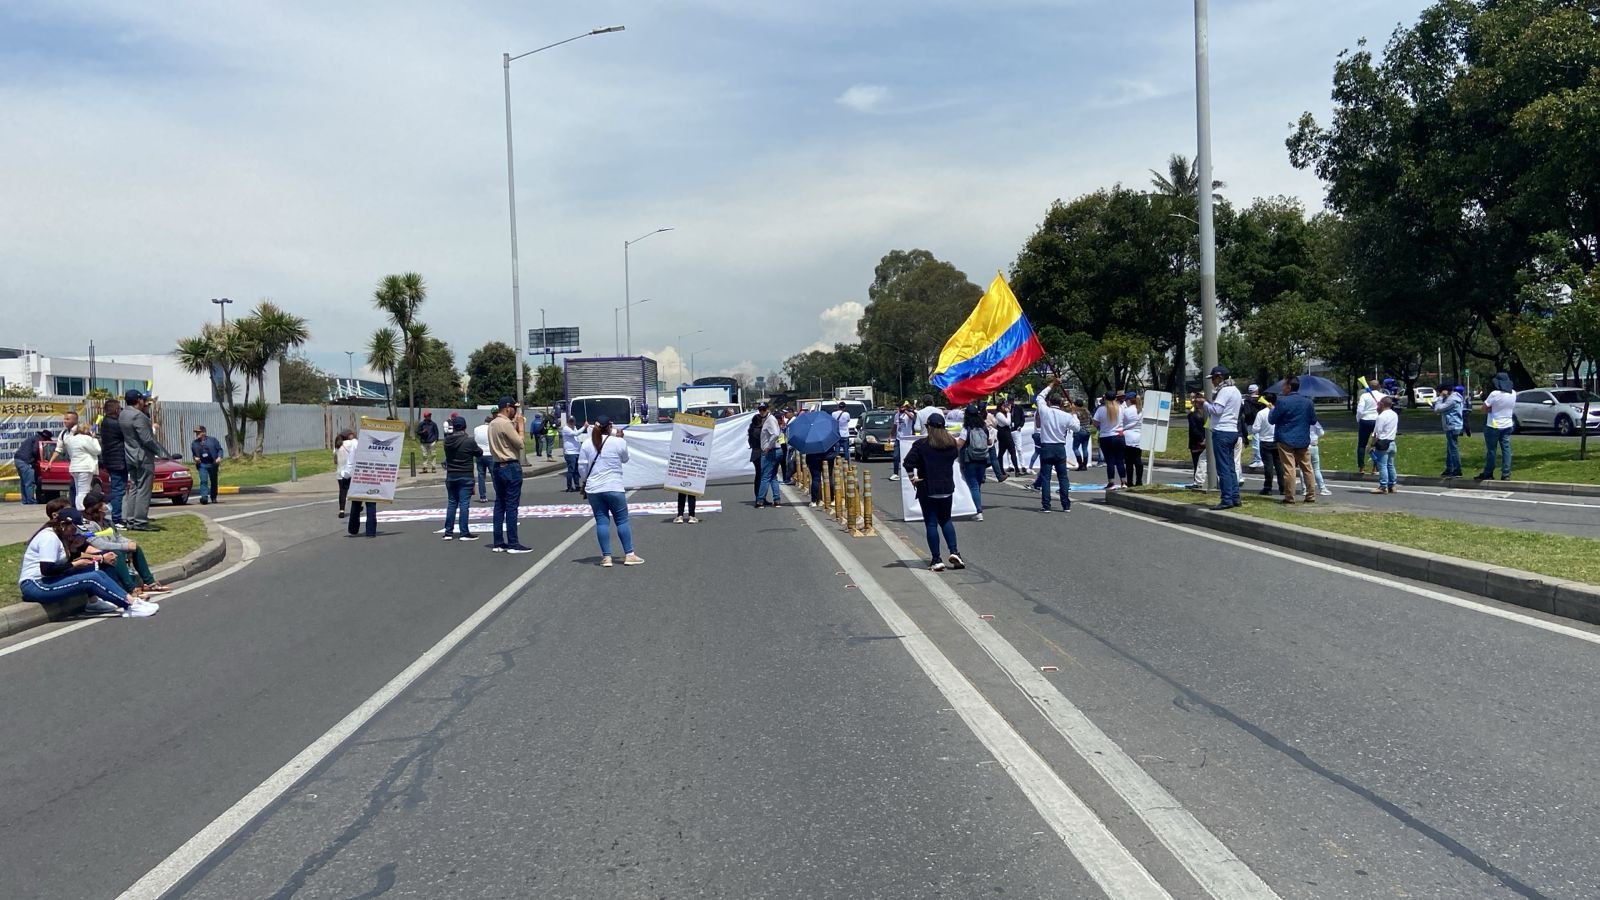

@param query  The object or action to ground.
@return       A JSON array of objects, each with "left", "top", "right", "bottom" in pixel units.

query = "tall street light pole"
[
  {"left": 1194, "top": 0, "right": 1220, "bottom": 492},
  {"left": 210, "top": 297, "right": 232, "bottom": 327},
  {"left": 503, "top": 26, "right": 625, "bottom": 420},
  {"left": 624, "top": 227, "right": 673, "bottom": 357},
  {"left": 615, "top": 298, "right": 653, "bottom": 355},
  {"left": 677, "top": 329, "right": 703, "bottom": 383},
  {"left": 690, "top": 348, "right": 711, "bottom": 383}
]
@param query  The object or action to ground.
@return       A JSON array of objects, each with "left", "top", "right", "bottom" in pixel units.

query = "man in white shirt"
[
  {"left": 1372, "top": 396, "right": 1401, "bottom": 492},
  {"left": 1202, "top": 365, "right": 1243, "bottom": 510},
  {"left": 1476, "top": 371, "right": 1517, "bottom": 481},
  {"left": 891, "top": 401, "right": 916, "bottom": 481},
  {"left": 1033, "top": 377, "right": 1073, "bottom": 512},
  {"left": 831, "top": 401, "right": 853, "bottom": 457},
  {"left": 1354, "top": 378, "right": 1389, "bottom": 476},
  {"left": 1245, "top": 384, "right": 1264, "bottom": 469},
  {"left": 472, "top": 415, "right": 494, "bottom": 501},
  {"left": 915, "top": 398, "right": 940, "bottom": 435}
]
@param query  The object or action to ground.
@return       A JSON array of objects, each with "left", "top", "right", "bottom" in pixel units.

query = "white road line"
[
  {"left": 213, "top": 500, "right": 329, "bottom": 522},
  {"left": 115, "top": 516, "right": 598, "bottom": 900},
  {"left": 0, "top": 525, "right": 261, "bottom": 661},
  {"left": 873, "top": 522, "right": 1280, "bottom": 900},
  {"left": 792, "top": 502, "right": 1173, "bottom": 899},
  {"left": 1090, "top": 504, "right": 1600, "bottom": 647}
]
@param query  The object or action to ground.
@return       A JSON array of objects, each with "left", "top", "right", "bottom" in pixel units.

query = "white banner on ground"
[
  {"left": 376, "top": 500, "right": 723, "bottom": 523},
  {"left": 610, "top": 412, "right": 758, "bottom": 490},
  {"left": 349, "top": 417, "right": 405, "bottom": 504},
  {"left": 896, "top": 440, "right": 978, "bottom": 521},
  {"left": 664, "top": 413, "right": 716, "bottom": 496}
]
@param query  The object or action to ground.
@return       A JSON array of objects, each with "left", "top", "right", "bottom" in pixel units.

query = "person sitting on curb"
[
  {"left": 17, "top": 499, "right": 157, "bottom": 617},
  {"left": 79, "top": 491, "right": 170, "bottom": 602}
]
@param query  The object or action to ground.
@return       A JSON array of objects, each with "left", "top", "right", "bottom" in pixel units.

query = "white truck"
[
  {"left": 833, "top": 385, "right": 876, "bottom": 408},
  {"left": 564, "top": 356, "right": 660, "bottom": 425}
]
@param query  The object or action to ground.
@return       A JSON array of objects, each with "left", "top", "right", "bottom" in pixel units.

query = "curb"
[
  {"left": 1106, "top": 491, "right": 1600, "bottom": 627},
  {"left": 1148, "top": 460, "right": 1600, "bottom": 498},
  {"left": 0, "top": 520, "right": 231, "bottom": 641}
]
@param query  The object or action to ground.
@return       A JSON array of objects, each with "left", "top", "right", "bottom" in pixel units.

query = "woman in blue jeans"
[
  {"left": 958, "top": 405, "right": 990, "bottom": 521},
  {"left": 17, "top": 502, "right": 157, "bottom": 617},
  {"left": 578, "top": 417, "right": 644, "bottom": 567},
  {"left": 904, "top": 413, "right": 964, "bottom": 571}
]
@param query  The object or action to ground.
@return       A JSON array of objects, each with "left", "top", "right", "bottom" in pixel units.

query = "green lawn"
[
  {"left": 1155, "top": 430, "right": 1600, "bottom": 484},
  {"left": 189, "top": 438, "right": 426, "bottom": 489},
  {"left": 1, "top": 513, "right": 210, "bottom": 608},
  {"left": 1138, "top": 487, "right": 1600, "bottom": 586}
]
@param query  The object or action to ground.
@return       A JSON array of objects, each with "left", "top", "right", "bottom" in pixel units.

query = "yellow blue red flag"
[{"left": 931, "top": 272, "right": 1044, "bottom": 405}]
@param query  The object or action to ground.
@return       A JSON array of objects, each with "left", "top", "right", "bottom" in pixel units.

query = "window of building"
[{"left": 53, "top": 376, "right": 87, "bottom": 396}]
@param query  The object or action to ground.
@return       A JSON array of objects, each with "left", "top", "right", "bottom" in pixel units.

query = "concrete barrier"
[{"left": 1107, "top": 491, "right": 1600, "bottom": 627}]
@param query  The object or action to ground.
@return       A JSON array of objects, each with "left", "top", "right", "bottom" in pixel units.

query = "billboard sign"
[{"left": 529, "top": 327, "right": 581, "bottom": 355}]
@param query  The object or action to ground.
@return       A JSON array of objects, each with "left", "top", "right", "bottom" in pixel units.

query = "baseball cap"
[
  {"left": 1123, "top": 389, "right": 1138, "bottom": 400},
  {"left": 497, "top": 396, "right": 517, "bottom": 409},
  {"left": 1455, "top": 384, "right": 1466, "bottom": 393},
  {"left": 124, "top": 389, "right": 145, "bottom": 404},
  {"left": 1382, "top": 377, "right": 1397, "bottom": 387},
  {"left": 1209, "top": 365, "right": 1229, "bottom": 377},
  {"left": 595, "top": 414, "right": 613, "bottom": 428},
  {"left": 1248, "top": 383, "right": 1259, "bottom": 392},
  {"left": 926, "top": 412, "right": 946, "bottom": 428},
  {"left": 757, "top": 401, "right": 769, "bottom": 410},
  {"left": 449, "top": 415, "right": 467, "bottom": 430}
]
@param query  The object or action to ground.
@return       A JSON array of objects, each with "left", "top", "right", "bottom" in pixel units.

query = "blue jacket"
[
  {"left": 1432, "top": 392, "right": 1464, "bottom": 432},
  {"left": 1267, "top": 393, "right": 1319, "bottom": 449},
  {"left": 190, "top": 435, "right": 223, "bottom": 464}
]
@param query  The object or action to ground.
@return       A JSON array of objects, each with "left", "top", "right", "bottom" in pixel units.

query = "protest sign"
[
  {"left": 0, "top": 401, "right": 77, "bottom": 481},
  {"left": 348, "top": 417, "right": 405, "bottom": 503},
  {"left": 664, "top": 413, "right": 716, "bottom": 496}
]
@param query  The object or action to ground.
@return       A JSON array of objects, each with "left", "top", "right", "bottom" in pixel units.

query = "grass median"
[
  {"left": 184, "top": 438, "right": 431, "bottom": 489},
  {"left": 0, "top": 513, "right": 210, "bottom": 608},
  {"left": 1136, "top": 486, "right": 1600, "bottom": 586}
]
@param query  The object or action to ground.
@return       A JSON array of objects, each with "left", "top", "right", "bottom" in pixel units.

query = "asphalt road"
[{"left": 2, "top": 461, "right": 1597, "bottom": 898}]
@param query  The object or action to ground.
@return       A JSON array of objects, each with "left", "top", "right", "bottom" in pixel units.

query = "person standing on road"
[
  {"left": 62, "top": 423, "right": 102, "bottom": 511},
  {"left": 1032, "top": 378, "right": 1073, "bottom": 512},
  {"left": 334, "top": 429, "right": 355, "bottom": 518},
  {"left": 99, "top": 399, "right": 127, "bottom": 523},
  {"left": 1372, "top": 395, "right": 1400, "bottom": 493},
  {"left": 1355, "top": 378, "right": 1387, "bottom": 476},
  {"left": 528, "top": 409, "right": 546, "bottom": 458},
  {"left": 441, "top": 415, "right": 479, "bottom": 542},
  {"left": 757, "top": 401, "right": 784, "bottom": 508},
  {"left": 489, "top": 398, "right": 531, "bottom": 554},
  {"left": 958, "top": 404, "right": 991, "bottom": 522},
  {"left": 342, "top": 436, "right": 378, "bottom": 538},
  {"left": 1269, "top": 377, "right": 1319, "bottom": 504},
  {"left": 190, "top": 425, "right": 223, "bottom": 505},
  {"left": 1092, "top": 391, "right": 1128, "bottom": 491},
  {"left": 903, "top": 412, "right": 964, "bottom": 572},
  {"left": 579, "top": 416, "right": 643, "bottom": 568},
  {"left": 1069, "top": 399, "right": 1093, "bottom": 471},
  {"left": 473, "top": 415, "right": 494, "bottom": 502},
  {"left": 560, "top": 413, "right": 583, "bottom": 493},
  {"left": 1432, "top": 384, "right": 1465, "bottom": 477},
  {"left": 1187, "top": 394, "right": 1208, "bottom": 489},
  {"left": 995, "top": 400, "right": 1019, "bottom": 477},
  {"left": 10, "top": 427, "right": 48, "bottom": 506},
  {"left": 1456, "top": 385, "right": 1473, "bottom": 438},
  {"left": 1121, "top": 390, "right": 1145, "bottom": 487},
  {"left": 831, "top": 401, "right": 853, "bottom": 458},
  {"left": 1476, "top": 372, "right": 1516, "bottom": 482},
  {"left": 1203, "top": 366, "right": 1244, "bottom": 510},
  {"left": 544, "top": 415, "right": 558, "bottom": 460},
  {"left": 416, "top": 411, "right": 440, "bottom": 474},
  {"left": 119, "top": 390, "right": 171, "bottom": 532}
]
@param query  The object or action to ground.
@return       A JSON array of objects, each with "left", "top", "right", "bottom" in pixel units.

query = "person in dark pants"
[
  {"left": 333, "top": 430, "right": 354, "bottom": 518},
  {"left": 1187, "top": 395, "right": 1208, "bottom": 488},
  {"left": 903, "top": 413, "right": 963, "bottom": 571},
  {"left": 99, "top": 399, "right": 127, "bottom": 521},
  {"left": 337, "top": 431, "right": 378, "bottom": 537},
  {"left": 1032, "top": 378, "right": 1074, "bottom": 511},
  {"left": 441, "top": 415, "right": 478, "bottom": 541},
  {"left": 189, "top": 425, "right": 223, "bottom": 504},
  {"left": 1252, "top": 392, "right": 1282, "bottom": 495},
  {"left": 488, "top": 397, "right": 530, "bottom": 553},
  {"left": 473, "top": 415, "right": 495, "bottom": 501},
  {"left": 416, "top": 411, "right": 440, "bottom": 474},
  {"left": 11, "top": 428, "right": 48, "bottom": 505},
  {"left": 1203, "top": 366, "right": 1244, "bottom": 510}
]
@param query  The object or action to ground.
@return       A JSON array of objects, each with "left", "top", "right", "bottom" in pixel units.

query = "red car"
[{"left": 34, "top": 442, "right": 194, "bottom": 505}]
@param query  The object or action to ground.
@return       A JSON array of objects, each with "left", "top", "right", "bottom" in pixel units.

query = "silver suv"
[{"left": 1513, "top": 388, "right": 1600, "bottom": 435}]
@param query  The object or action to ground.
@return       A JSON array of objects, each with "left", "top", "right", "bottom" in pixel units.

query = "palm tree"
[
  {"left": 240, "top": 300, "right": 310, "bottom": 458},
  {"left": 373, "top": 272, "right": 428, "bottom": 430},
  {"left": 174, "top": 323, "right": 251, "bottom": 456},
  {"left": 1149, "top": 153, "right": 1225, "bottom": 207},
  {"left": 367, "top": 327, "right": 400, "bottom": 418},
  {"left": 1150, "top": 154, "right": 1225, "bottom": 395}
]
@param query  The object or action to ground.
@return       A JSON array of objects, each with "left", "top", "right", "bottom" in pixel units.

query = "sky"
[{"left": 0, "top": 0, "right": 1434, "bottom": 387}]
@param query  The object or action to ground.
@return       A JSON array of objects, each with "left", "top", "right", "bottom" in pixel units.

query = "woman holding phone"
[{"left": 578, "top": 416, "right": 644, "bottom": 568}]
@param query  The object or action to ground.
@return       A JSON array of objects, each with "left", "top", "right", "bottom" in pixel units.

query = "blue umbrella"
[
  {"left": 786, "top": 410, "right": 840, "bottom": 454},
  {"left": 1268, "top": 374, "right": 1347, "bottom": 399}
]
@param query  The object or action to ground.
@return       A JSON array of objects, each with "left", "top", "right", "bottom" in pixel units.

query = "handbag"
[{"left": 1374, "top": 438, "right": 1393, "bottom": 452}]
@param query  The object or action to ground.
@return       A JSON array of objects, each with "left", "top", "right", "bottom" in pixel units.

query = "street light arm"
[
  {"left": 625, "top": 227, "right": 675, "bottom": 247},
  {"left": 508, "top": 26, "right": 625, "bottom": 62}
]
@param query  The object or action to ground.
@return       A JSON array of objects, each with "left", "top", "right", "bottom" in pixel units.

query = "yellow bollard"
[
  {"left": 848, "top": 471, "right": 864, "bottom": 537},
  {"left": 834, "top": 462, "right": 846, "bottom": 523},
  {"left": 842, "top": 467, "right": 855, "bottom": 533},
  {"left": 820, "top": 459, "right": 831, "bottom": 509},
  {"left": 860, "top": 471, "right": 876, "bottom": 536}
]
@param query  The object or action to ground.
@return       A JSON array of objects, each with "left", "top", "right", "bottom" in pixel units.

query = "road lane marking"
[
  {"left": 791, "top": 501, "right": 1173, "bottom": 900},
  {"left": 114, "top": 515, "right": 597, "bottom": 900},
  {"left": 213, "top": 500, "right": 329, "bottom": 522},
  {"left": 1090, "top": 504, "right": 1600, "bottom": 647},
  {"left": 0, "top": 525, "right": 261, "bottom": 661},
  {"left": 872, "top": 521, "right": 1280, "bottom": 900}
]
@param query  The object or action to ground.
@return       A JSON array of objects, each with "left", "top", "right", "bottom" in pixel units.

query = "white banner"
[
  {"left": 377, "top": 500, "right": 723, "bottom": 523},
  {"left": 1, "top": 400, "right": 77, "bottom": 480},
  {"left": 349, "top": 416, "right": 405, "bottom": 504},
  {"left": 897, "top": 440, "right": 978, "bottom": 522},
  {"left": 608, "top": 412, "right": 760, "bottom": 489},
  {"left": 664, "top": 413, "right": 716, "bottom": 496}
]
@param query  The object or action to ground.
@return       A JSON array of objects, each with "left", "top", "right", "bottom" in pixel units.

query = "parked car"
[
  {"left": 34, "top": 442, "right": 194, "bottom": 505},
  {"left": 1513, "top": 388, "right": 1600, "bottom": 435},
  {"left": 855, "top": 410, "right": 896, "bottom": 461},
  {"left": 1412, "top": 386, "right": 1438, "bottom": 406}
]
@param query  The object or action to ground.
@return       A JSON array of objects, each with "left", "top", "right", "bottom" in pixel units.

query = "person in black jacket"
[
  {"left": 416, "top": 411, "right": 440, "bottom": 473},
  {"left": 99, "top": 400, "right": 128, "bottom": 523},
  {"left": 11, "top": 428, "right": 50, "bottom": 505},
  {"left": 903, "top": 412, "right": 964, "bottom": 572},
  {"left": 441, "top": 415, "right": 479, "bottom": 541}
]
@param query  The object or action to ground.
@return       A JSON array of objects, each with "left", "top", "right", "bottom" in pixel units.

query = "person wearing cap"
[
  {"left": 118, "top": 389, "right": 175, "bottom": 532},
  {"left": 579, "top": 415, "right": 644, "bottom": 567},
  {"left": 1432, "top": 382, "right": 1466, "bottom": 477},
  {"left": 488, "top": 397, "right": 531, "bottom": 553},
  {"left": 756, "top": 401, "right": 784, "bottom": 508},
  {"left": 1242, "top": 384, "right": 1263, "bottom": 469},
  {"left": 903, "top": 412, "right": 964, "bottom": 570},
  {"left": 416, "top": 411, "right": 440, "bottom": 474},
  {"left": 1121, "top": 389, "right": 1145, "bottom": 487},
  {"left": 17, "top": 499, "right": 157, "bottom": 618},
  {"left": 1354, "top": 377, "right": 1389, "bottom": 476},
  {"left": 1476, "top": 371, "right": 1517, "bottom": 482},
  {"left": 1032, "top": 377, "right": 1073, "bottom": 511},
  {"left": 441, "top": 415, "right": 479, "bottom": 541},
  {"left": 189, "top": 424, "right": 224, "bottom": 505},
  {"left": 1203, "top": 366, "right": 1244, "bottom": 509}
]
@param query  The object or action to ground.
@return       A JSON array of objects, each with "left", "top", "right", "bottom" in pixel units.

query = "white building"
[{"left": 0, "top": 347, "right": 279, "bottom": 404}]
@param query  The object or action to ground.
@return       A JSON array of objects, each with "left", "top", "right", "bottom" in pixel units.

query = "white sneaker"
[
  {"left": 672, "top": 516, "right": 685, "bottom": 524},
  {"left": 687, "top": 516, "right": 700, "bottom": 524},
  {"left": 1319, "top": 487, "right": 1332, "bottom": 496},
  {"left": 973, "top": 512, "right": 983, "bottom": 522},
  {"left": 122, "top": 601, "right": 158, "bottom": 618},
  {"left": 888, "top": 474, "right": 900, "bottom": 481},
  {"left": 601, "top": 556, "right": 613, "bottom": 568},
  {"left": 930, "top": 561, "right": 947, "bottom": 572},
  {"left": 623, "top": 553, "right": 646, "bottom": 566}
]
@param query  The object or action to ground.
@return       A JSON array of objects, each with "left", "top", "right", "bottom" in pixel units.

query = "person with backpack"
[{"left": 958, "top": 404, "right": 992, "bottom": 522}]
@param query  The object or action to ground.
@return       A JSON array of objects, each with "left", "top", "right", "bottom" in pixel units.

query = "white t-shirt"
[
  {"left": 336, "top": 439, "right": 358, "bottom": 479},
  {"left": 1484, "top": 391, "right": 1516, "bottom": 430},
  {"left": 473, "top": 423, "right": 493, "bottom": 458},
  {"left": 577, "top": 436, "right": 630, "bottom": 494},
  {"left": 832, "top": 410, "right": 852, "bottom": 439},
  {"left": 1374, "top": 408, "right": 1400, "bottom": 441},
  {"left": 1032, "top": 392, "right": 1072, "bottom": 444},
  {"left": 915, "top": 406, "right": 940, "bottom": 434},
  {"left": 1204, "top": 384, "right": 1243, "bottom": 432},
  {"left": 1091, "top": 404, "right": 1123, "bottom": 439},
  {"left": 894, "top": 410, "right": 915, "bottom": 439},
  {"left": 1121, "top": 405, "right": 1143, "bottom": 448},
  {"left": 1356, "top": 390, "right": 1386, "bottom": 422},
  {"left": 19, "top": 528, "right": 66, "bottom": 584},
  {"left": 1252, "top": 407, "right": 1275, "bottom": 443}
]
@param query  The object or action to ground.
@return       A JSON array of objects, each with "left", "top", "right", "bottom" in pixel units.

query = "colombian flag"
[{"left": 930, "top": 272, "right": 1044, "bottom": 405}]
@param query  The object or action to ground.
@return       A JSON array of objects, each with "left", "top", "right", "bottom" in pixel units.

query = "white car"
[
  {"left": 1412, "top": 386, "right": 1438, "bottom": 406},
  {"left": 1513, "top": 388, "right": 1600, "bottom": 435}
]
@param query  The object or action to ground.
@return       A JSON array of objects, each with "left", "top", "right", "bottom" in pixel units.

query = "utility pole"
[{"left": 1195, "top": 0, "right": 1220, "bottom": 492}]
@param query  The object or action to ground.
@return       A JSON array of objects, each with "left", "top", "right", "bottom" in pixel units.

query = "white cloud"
[
  {"left": 819, "top": 301, "right": 865, "bottom": 345},
  {"left": 645, "top": 345, "right": 689, "bottom": 386},
  {"left": 718, "top": 360, "right": 763, "bottom": 381},
  {"left": 836, "top": 84, "right": 890, "bottom": 113}
]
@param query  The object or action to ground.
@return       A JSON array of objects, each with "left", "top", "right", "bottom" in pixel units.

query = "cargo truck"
[{"left": 563, "top": 356, "right": 660, "bottom": 425}]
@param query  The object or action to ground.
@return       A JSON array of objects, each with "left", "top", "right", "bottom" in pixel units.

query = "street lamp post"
[
  {"left": 677, "top": 329, "right": 703, "bottom": 383},
  {"left": 624, "top": 227, "right": 673, "bottom": 357},
  {"left": 690, "top": 348, "right": 711, "bottom": 383},
  {"left": 503, "top": 26, "right": 625, "bottom": 424},
  {"left": 1194, "top": 0, "right": 1220, "bottom": 492},
  {"left": 615, "top": 298, "right": 653, "bottom": 355},
  {"left": 210, "top": 297, "right": 232, "bottom": 327}
]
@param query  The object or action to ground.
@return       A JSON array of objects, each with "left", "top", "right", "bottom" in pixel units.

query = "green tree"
[
  {"left": 1, "top": 382, "right": 39, "bottom": 398},
  {"left": 782, "top": 344, "right": 874, "bottom": 399},
  {"left": 173, "top": 322, "right": 252, "bottom": 456},
  {"left": 465, "top": 341, "right": 533, "bottom": 407},
  {"left": 279, "top": 353, "right": 332, "bottom": 405},
  {"left": 366, "top": 327, "right": 400, "bottom": 418},
  {"left": 372, "top": 272, "right": 429, "bottom": 428},
  {"left": 236, "top": 300, "right": 310, "bottom": 459},
  {"left": 531, "top": 364, "right": 564, "bottom": 408},
  {"left": 393, "top": 336, "right": 463, "bottom": 408}
]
